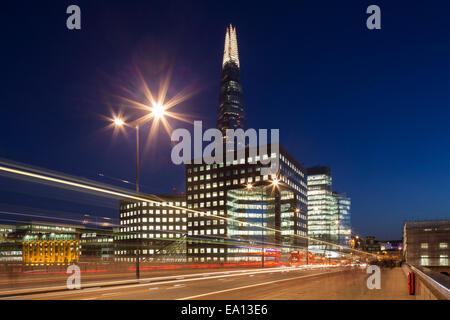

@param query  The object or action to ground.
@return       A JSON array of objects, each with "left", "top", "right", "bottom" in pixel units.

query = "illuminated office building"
[
  {"left": 0, "top": 221, "right": 117, "bottom": 266},
  {"left": 334, "top": 192, "right": 351, "bottom": 246},
  {"left": 403, "top": 220, "right": 450, "bottom": 267},
  {"left": 307, "top": 166, "right": 338, "bottom": 250},
  {"left": 79, "top": 229, "right": 116, "bottom": 262},
  {"left": 226, "top": 183, "right": 306, "bottom": 263},
  {"left": 16, "top": 222, "right": 80, "bottom": 266},
  {"left": 186, "top": 145, "right": 308, "bottom": 263},
  {"left": 0, "top": 224, "right": 20, "bottom": 263},
  {"left": 116, "top": 194, "right": 187, "bottom": 262}
]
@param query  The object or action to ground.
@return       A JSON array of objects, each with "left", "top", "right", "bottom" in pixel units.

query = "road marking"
[
  {"left": 249, "top": 275, "right": 254, "bottom": 277},
  {"left": 149, "top": 287, "right": 159, "bottom": 290},
  {"left": 177, "top": 270, "right": 344, "bottom": 300},
  {"left": 173, "top": 284, "right": 184, "bottom": 287},
  {"left": 102, "top": 292, "right": 117, "bottom": 296}
]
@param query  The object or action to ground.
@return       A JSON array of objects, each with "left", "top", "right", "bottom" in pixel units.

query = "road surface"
[{"left": 0, "top": 266, "right": 413, "bottom": 300}]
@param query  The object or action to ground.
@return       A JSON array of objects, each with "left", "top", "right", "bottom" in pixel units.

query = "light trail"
[
  {"left": 0, "top": 210, "right": 119, "bottom": 228},
  {"left": 0, "top": 161, "right": 378, "bottom": 258},
  {"left": 0, "top": 265, "right": 344, "bottom": 300}
]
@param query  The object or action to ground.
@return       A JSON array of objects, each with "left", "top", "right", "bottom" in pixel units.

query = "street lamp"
[
  {"left": 114, "top": 118, "right": 124, "bottom": 126},
  {"left": 112, "top": 102, "right": 166, "bottom": 194},
  {"left": 112, "top": 102, "right": 167, "bottom": 280}
]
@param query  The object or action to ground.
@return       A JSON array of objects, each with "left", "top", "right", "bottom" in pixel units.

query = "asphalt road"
[{"left": 0, "top": 266, "right": 413, "bottom": 300}]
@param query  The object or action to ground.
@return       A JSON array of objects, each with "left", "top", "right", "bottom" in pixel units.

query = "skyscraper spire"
[
  {"left": 217, "top": 25, "right": 246, "bottom": 136},
  {"left": 222, "top": 24, "right": 240, "bottom": 69}
]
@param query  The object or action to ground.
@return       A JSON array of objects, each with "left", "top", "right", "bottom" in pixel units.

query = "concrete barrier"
[{"left": 402, "top": 263, "right": 450, "bottom": 300}]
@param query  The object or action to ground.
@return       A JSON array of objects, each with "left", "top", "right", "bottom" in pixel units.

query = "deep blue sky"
[{"left": 1, "top": 0, "right": 450, "bottom": 239}]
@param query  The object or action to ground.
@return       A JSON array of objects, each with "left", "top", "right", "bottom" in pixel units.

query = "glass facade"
[
  {"left": 307, "top": 166, "right": 336, "bottom": 250},
  {"left": 307, "top": 167, "right": 351, "bottom": 249},
  {"left": 335, "top": 192, "right": 351, "bottom": 246},
  {"left": 216, "top": 25, "right": 246, "bottom": 136},
  {"left": 186, "top": 146, "right": 308, "bottom": 262}
]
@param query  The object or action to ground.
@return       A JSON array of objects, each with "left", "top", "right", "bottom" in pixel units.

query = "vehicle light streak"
[{"left": 0, "top": 162, "right": 378, "bottom": 258}]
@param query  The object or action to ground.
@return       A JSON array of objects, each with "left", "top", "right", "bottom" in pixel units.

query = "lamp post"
[{"left": 112, "top": 102, "right": 166, "bottom": 279}]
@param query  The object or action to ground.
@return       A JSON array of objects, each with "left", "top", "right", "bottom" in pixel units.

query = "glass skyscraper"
[
  {"left": 185, "top": 26, "right": 308, "bottom": 264},
  {"left": 335, "top": 192, "right": 351, "bottom": 246},
  {"left": 216, "top": 24, "right": 246, "bottom": 136},
  {"left": 307, "top": 166, "right": 351, "bottom": 250}
]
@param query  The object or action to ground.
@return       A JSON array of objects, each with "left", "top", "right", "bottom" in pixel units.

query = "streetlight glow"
[
  {"left": 246, "top": 183, "right": 253, "bottom": 190},
  {"left": 152, "top": 102, "right": 166, "bottom": 119},
  {"left": 272, "top": 178, "right": 279, "bottom": 186},
  {"left": 114, "top": 118, "right": 124, "bottom": 126}
]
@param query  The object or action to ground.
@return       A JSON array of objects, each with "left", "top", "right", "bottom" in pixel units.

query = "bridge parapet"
[{"left": 403, "top": 263, "right": 450, "bottom": 300}]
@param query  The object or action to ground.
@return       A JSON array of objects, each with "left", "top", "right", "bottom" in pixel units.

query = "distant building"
[
  {"left": 307, "top": 167, "right": 352, "bottom": 249},
  {"left": 379, "top": 240, "right": 403, "bottom": 252},
  {"left": 403, "top": 220, "right": 450, "bottom": 267},
  {"left": 116, "top": 194, "right": 187, "bottom": 263},
  {"left": 79, "top": 228, "right": 116, "bottom": 263},
  {"left": 0, "top": 221, "right": 116, "bottom": 267},
  {"left": 350, "top": 235, "right": 362, "bottom": 249},
  {"left": 307, "top": 166, "right": 337, "bottom": 249},
  {"left": 0, "top": 224, "right": 20, "bottom": 263},
  {"left": 334, "top": 192, "right": 351, "bottom": 246},
  {"left": 364, "top": 236, "right": 381, "bottom": 253}
]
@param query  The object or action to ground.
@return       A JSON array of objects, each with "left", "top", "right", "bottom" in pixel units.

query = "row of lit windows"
[
  {"left": 117, "top": 232, "right": 184, "bottom": 239},
  {"left": 188, "top": 176, "right": 264, "bottom": 189},
  {"left": 188, "top": 220, "right": 225, "bottom": 226},
  {"left": 188, "top": 200, "right": 226, "bottom": 208},
  {"left": 280, "top": 154, "right": 305, "bottom": 178},
  {"left": 121, "top": 225, "right": 187, "bottom": 231},
  {"left": 420, "top": 255, "right": 449, "bottom": 266},
  {"left": 115, "top": 257, "right": 184, "bottom": 262},
  {"left": 307, "top": 174, "right": 331, "bottom": 182},
  {"left": 187, "top": 257, "right": 226, "bottom": 262},
  {"left": 121, "top": 209, "right": 186, "bottom": 217},
  {"left": 188, "top": 191, "right": 225, "bottom": 199},
  {"left": 187, "top": 229, "right": 226, "bottom": 235},
  {"left": 187, "top": 154, "right": 277, "bottom": 172},
  {"left": 188, "top": 210, "right": 225, "bottom": 217},
  {"left": 420, "top": 242, "right": 448, "bottom": 249},
  {"left": 188, "top": 248, "right": 225, "bottom": 254},
  {"left": 188, "top": 167, "right": 257, "bottom": 180},
  {"left": 121, "top": 217, "right": 186, "bottom": 224},
  {"left": 122, "top": 201, "right": 186, "bottom": 210}
]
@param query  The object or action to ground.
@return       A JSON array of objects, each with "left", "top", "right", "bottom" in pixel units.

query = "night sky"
[{"left": 1, "top": 0, "right": 450, "bottom": 240}]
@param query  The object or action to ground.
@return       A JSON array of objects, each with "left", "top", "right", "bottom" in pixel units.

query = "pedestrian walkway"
[{"left": 266, "top": 267, "right": 415, "bottom": 299}]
